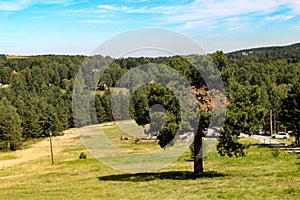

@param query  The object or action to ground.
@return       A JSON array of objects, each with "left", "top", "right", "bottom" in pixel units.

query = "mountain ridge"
[{"left": 226, "top": 42, "right": 300, "bottom": 59}]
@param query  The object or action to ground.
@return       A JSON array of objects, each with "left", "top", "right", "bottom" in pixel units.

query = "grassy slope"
[{"left": 0, "top": 127, "right": 299, "bottom": 200}]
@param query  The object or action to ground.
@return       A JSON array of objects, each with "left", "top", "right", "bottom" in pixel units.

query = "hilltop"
[{"left": 226, "top": 43, "right": 300, "bottom": 59}]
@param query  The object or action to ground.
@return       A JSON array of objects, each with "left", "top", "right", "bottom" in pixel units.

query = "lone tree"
[
  {"left": 130, "top": 82, "right": 246, "bottom": 177},
  {"left": 130, "top": 53, "right": 267, "bottom": 177},
  {"left": 280, "top": 82, "right": 300, "bottom": 146}
]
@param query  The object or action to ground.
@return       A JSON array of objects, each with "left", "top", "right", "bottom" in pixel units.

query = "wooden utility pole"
[
  {"left": 274, "top": 112, "right": 276, "bottom": 134},
  {"left": 49, "top": 131, "right": 54, "bottom": 165}
]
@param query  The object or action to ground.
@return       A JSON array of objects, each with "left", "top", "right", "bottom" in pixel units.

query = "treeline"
[
  {"left": 1, "top": 43, "right": 300, "bottom": 150},
  {"left": 72, "top": 55, "right": 208, "bottom": 128},
  {"left": 227, "top": 43, "right": 300, "bottom": 60}
]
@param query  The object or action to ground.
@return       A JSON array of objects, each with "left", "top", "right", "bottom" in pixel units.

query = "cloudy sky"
[{"left": 0, "top": 0, "right": 300, "bottom": 55}]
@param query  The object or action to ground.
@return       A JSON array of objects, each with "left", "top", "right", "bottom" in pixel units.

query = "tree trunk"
[
  {"left": 295, "top": 132, "right": 300, "bottom": 147},
  {"left": 194, "top": 126, "right": 204, "bottom": 177},
  {"left": 7, "top": 141, "right": 10, "bottom": 151}
]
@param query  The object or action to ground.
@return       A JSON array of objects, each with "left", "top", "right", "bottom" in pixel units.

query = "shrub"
[
  {"left": 271, "top": 148, "right": 281, "bottom": 157},
  {"left": 79, "top": 152, "right": 87, "bottom": 159}
]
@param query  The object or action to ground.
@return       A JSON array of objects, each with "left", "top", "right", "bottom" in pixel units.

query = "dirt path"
[{"left": 0, "top": 128, "right": 80, "bottom": 168}]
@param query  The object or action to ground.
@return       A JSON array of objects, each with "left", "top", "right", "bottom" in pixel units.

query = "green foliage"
[
  {"left": 0, "top": 54, "right": 6, "bottom": 60},
  {"left": 271, "top": 148, "right": 281, "bottom": 157},
  {"left": 227, "top": 43, "right": 300, "bottom": 60},
  {"left": 280, "top": 82, "right": 300, "bottom": 146},
  {"left": 1, "top": 43, "right": 300, "bottom": 151},
  {"left": 131, "top": 87, "right": 151, "bottom": 126},
  {"left": 211, "top": 50, "right": 228, "bottom": 71},
  {"left": 280, "top": 82, "right": 300, "bottom": 131},
  {"left": 131, "top": 84, "right": 181, "bottom": 148},
  {"left": 224, "top": 48, "right": 300, "bottom": 135},
  {"left": 0, "top": 97, "right": 23, "bottom": 150},
  {"left": 0, "top": 55, "right": 84, "bottom": 146},
  {"left": 79, "top": 152, "right": 87, "bottom": 159},
  {"left": 100, "top": 62, "right": 126, "bottom": 87}
]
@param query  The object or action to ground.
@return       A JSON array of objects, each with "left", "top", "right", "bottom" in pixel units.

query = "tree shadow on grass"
[
  {"left": 251, "top": 143, "right": 269, "bottom": 148},
  {"left": 98, "top": 171, "right": 226, "bottom": 182},
  {"left": 251, "top": 143, "right": 289, "bottom": 149}
]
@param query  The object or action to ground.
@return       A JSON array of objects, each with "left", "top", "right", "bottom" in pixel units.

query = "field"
[
  {"left": 5, "top": 55, "right": 29, "bottom": 59},
  {"left": 0, "top": 124, "right": 299, "bottom": 200},
  {"left": 91, "top": 87, "right": 129, "bottom": 96}
]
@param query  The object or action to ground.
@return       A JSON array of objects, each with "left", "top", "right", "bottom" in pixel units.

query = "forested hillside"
[
  {"left": 224, "top": 44, "right": 300, "bottom": 135},
  {"left": 0, "top": 43, "right": 300, "bottom": 150},
  {"left": 0, "top": 56, "right": 85, "bottom": 150},
  {"left": 227, "top": 43, "right": 300, "bottom": 60}
]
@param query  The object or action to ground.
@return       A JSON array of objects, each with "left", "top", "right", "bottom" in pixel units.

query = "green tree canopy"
[
  {"left": 0, "top": 97, "right": 23, "bottom": 150},
  {"left": 280, "top": 82, "right": 300, "bottom": 146}
]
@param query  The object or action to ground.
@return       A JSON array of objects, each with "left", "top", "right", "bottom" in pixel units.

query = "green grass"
[
  {"left": 91, "top": 87, "right": 129, "bottom": 96},
  {"left": 268, "top": 135, "right": 295, "bottom": 146},
  {"left": 0, "top": 154, "right": 17, "bottom": 161},
  {"left": 0, "top": 129, "right": 299, "bottom": 199},
  {"left": 21, "top": 137, "right": 45, "bottom": 149},
  {"left": 102, "top": 125, "right": 160, "bottom": 153}
]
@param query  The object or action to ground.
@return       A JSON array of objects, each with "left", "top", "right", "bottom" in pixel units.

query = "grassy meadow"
[{"left": 0, "top": 125, "right": 299, "bottom": 200}]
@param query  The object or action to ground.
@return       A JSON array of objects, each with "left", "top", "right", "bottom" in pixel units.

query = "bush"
[
  {"left": 271, "top": 148, "right": 281, "bottom": 157},
  {"left": 79, "top": 152, "right": 87, "bottom": 159}
]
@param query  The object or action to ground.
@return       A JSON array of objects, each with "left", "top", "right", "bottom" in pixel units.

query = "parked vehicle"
[{"left": 272, "top": 132, "right": 290, "bottom": 139}]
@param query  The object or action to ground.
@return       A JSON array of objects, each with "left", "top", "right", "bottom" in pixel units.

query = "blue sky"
[{"left": 0, "top": 0, "right": 300, "bottom": 55}]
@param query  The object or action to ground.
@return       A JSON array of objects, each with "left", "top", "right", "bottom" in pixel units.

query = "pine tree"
[
  {"left": 281, "top": 82, "right": 300, "bottom": 146},
  {"left": 0, "top": 97, "right": 23, "bottom": 150}
]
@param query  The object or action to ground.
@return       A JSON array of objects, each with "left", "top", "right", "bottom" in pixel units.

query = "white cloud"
[
  {"left": 97, "top": 4, "right": 129, "bottom": 11},
  {"left": 284, "top": 15, "right": 295, "bottom": 20},
  {"left": 91, "top": 0, "right": 298, "bottom": 29},
  {"left": 264, "top": 15, "right": 282, "bottom": 21},
  {"left": 0, "top": 0, "right": 30, "bottom": 11},
  {"left": 77, "top": 19, "right": 116, "bottom": 24},
  {"left": 226, "top": 17, "right": 241, "bottom": 22},
  {"left": 168, "top": 0, "right": 291, "bottom": 23},
  {"left": 181, "top": 20, "right": 206, "bottom": 30},
  {"left": 3, "top": 0, "right": 299, "bottom": 33},
  {"left": 264, "top": 14, "right": 295, "bottom": 21},
  {"left": 96, "top": 4, "right": 176, "bottom": 15},
  {"left": 3, "top": 0, "right": 298, "bottom": 21},
  {"left": 152, "top": 0, "right": 299, "bottom": 31},
  {"left": 291, "top": 0, "right": 300, "bottom": 14},
  {"left": 0, "top": 0, "right": 85, "bottom": 11}
]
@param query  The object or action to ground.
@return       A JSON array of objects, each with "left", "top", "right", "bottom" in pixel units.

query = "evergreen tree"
[
  {"left": 0, "top": 97, "right": 23, "bottom": 150},
  {"left": 280, "top": 82, "right": 300, "bottom": 146}
]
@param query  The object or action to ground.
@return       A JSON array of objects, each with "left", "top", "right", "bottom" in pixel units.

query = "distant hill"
[{"left": 226, "top": 43, "right": 300, "bottom": 60}]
